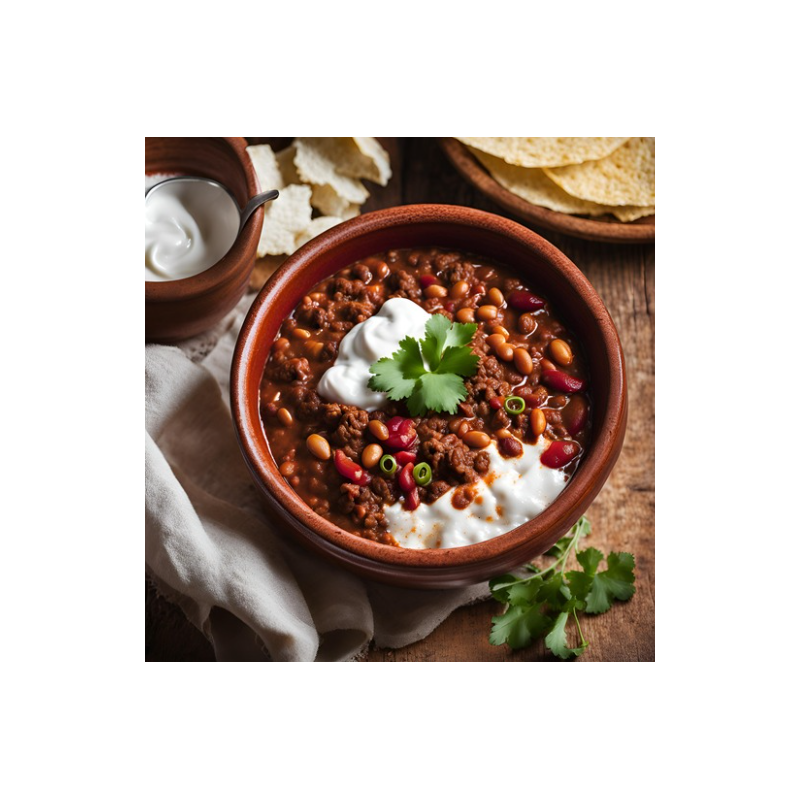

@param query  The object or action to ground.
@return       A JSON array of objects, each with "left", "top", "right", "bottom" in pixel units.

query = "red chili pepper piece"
[
  {"left": 385, "top": 416, "right": 417, "bottom": 450},
  {"left": 404, "top": 486, "right": 420, "bottom": 511},
  {"left": 333, "top": 449, "right": 370, "bottom": 485},
  {"left": 542, "top": 369, "right": 585, "bottom": 393},
  {"left": 394, "top": 450, "right": 417, "bottom": 466},
  {"left": 489, "top": 396, "right": 504, "bottom": 410},
  {"left": 398, "top": 462, "right": 416, "bottom": 493},
  {"left": 419, "top": 274, "right": 439, "bottom": 289},
  {"left": 541, "top": 439, "right": 581, "bottom": 469},
  {"left": 507, "top": 289, "right": 545, "bottom": 312},
  {"left": 563, "top": 395, "right": 589, "bottom": 436}
]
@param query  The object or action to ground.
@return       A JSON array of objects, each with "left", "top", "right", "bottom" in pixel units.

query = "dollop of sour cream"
[
  {"left": 318, "top": 297, "right": 432, "bottom": 411},
  {"left": 384, "top": 438, "right": 568, "bottom": 549},
  {"left": 145, "top": 175, "right": 239, "bottom": 282}
]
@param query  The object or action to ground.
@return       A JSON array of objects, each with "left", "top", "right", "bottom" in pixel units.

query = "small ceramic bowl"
[
  {"left": 232, "top": 205, "right": 627, "bottom": 588},
  {"left": 145, "top": 137, "right": 263, "bottom": 342}
]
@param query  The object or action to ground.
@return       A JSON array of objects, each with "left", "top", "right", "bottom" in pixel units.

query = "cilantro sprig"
[
  {"left": 489, "top": 517, "right": 636, "bottom": 659},
  {"left": 368, "top": 314, "right": 480, "bottom": 415}
]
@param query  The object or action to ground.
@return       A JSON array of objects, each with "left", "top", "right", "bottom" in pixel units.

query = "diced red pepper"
[
  {"left": 398, "top": 462, "right": 416, "bottom": 493},
  {"left": 404, "top": 486, "right": 420, "bottom": 511},
  {"left": 385, "top": 416, "right": 417, "bottom": 450},
  {"left": 333, "top": 449, "right": 370, "bottom": 486},
  {"left": 394, "top": 450, "right": 417, "bottom": 466}
]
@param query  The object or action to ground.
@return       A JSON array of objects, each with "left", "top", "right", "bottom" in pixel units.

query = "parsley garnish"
[
  {"left": 489, "top": 517, "right": 636, "bottom": 659},
  {"left": 368, "top": 314, "right": 480, "bottom": 415}
]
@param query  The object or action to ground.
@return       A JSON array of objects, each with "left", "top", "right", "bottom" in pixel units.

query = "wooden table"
[{"left": 146, "top": 138, "right": 655, "bottom": 662}]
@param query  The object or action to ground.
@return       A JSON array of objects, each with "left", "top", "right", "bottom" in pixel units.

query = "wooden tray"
[{"left": 439, "top": 138, "right": 655, "bottom": 245}]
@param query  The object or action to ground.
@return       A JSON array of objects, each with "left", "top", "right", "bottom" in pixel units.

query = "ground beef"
[
  {"left": 330, "top": 407, "right": 369, "bottom": 459},
  {"left": 439, "top": 259, "right": 475, "bottom": 284},
  {"left": 268, "top": 357, "right": 311, "bottom": 384},
  {"left": 386, "top": 269, "right": 421, "bottom": 300},
  {"left": 337, "top": 483, "right": 386, "bottom": 535}
]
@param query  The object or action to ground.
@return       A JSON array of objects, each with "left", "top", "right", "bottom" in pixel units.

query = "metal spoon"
[{"left": 145, "top": 175, "right": 279, "bottom": 234}]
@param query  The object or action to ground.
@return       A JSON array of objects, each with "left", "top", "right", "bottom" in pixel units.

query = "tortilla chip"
[
  {"left": 275, "top": 145, "right": 300, "bottom": 185},
  {"left": 457, "top": 137, "right": 628, "bottom": 168},
  {"left": 247, "top": 144, "right": 285, "bottom": 192},
  {"left": 310, "top": 184, "right": 361, "bottom": 219},
  {"left": 544, "top": 137, "right": 655, "bottom": 206},
  {"left": 294, "top": 138, "right": 370, "bottom": 205},
  {"left": 257, "top": 184, "right": 313, "bottom": 257},
  {"left": 338, "top": 137, "right": 391, "bottom": 185},
  {"left": 470, "top": 148, "right": 653, "bottom": 221},
  {"left": 295, "top": 216, "right": 344, "bottom": 249}
]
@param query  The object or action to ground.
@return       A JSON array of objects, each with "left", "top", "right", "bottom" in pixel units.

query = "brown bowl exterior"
[
  {"left": 232, "top": 205, "right": 627, "bottom": 588},
  {"left": 145, "top": 137, "right": 264, "bottom": 343}
]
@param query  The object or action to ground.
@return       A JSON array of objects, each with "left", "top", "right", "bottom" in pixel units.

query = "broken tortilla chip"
[
  {"left": 247, "top": 144, "right": 285, "bottom": 192},
  {"left": 544, "top": 137, "right": 655, "bottom": 206},
  {"left": 257, "top": 184, "right": 313, "bottom": 257},
  {"left": 457, "top": 137, "right": 628, "bottom": 168}
]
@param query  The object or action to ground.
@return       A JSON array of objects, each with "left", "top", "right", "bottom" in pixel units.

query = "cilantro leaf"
[
  {"left": 368, "top": 337, "right": 425, "bottom": 399},
  {"left": 438, "top": 346, "right": 480, "bottom": 377},
  {"left": 368, "top": 313, "right": 479, "bottom": 416},
  {"left": 490, "top": 602, "right": 552, "bottom": 650},
  {"left": 420, "top": 314, "right": 451, "bottom": 369},
  {"left": 545, "top": 611, "right": 588, "bottom": 660},
  {"left": 407, "top": 372, "right": 468, "bottom": 415},
  {"left": 567, "top": 550, "right": 636, "bottom": 614}
]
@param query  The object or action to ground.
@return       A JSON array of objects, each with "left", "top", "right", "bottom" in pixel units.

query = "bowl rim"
[
  {"left": 232, "top": 204, "right": 626, "bottom": 571},
  {"left": 145, "top": 136, "right": 262, "bottom": 302}
]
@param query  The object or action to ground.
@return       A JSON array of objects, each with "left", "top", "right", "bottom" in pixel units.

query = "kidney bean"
[
  {"left": 334, "top": 449, "right": 370, "bottom": 485},
  {"left": 394, "top": 450, "right": 417, "bottom": 466},
  {"left": 419, "top": 274, "right": 439, "bottom": 289},
  {"left": 542, "top": 369, "right": 586, "bottom": 393},
  {"left": 398, "top": 462, "right": 416, "bottom": 492},
  {"left": 404, "top": 486, "right": 420, "bottom": 511},
  {"left": 507, "top": 289, "right": 545, "bottom": 312},
  {"left": 562, "top": 395, "right": 589, "bottom": 435},
  {"left": 499, "top": 435, "right": 523, "bottom": 458},
  {"left": 489, "top": 396, "right": 504, "bottom": 410},
  {"left": 541, "top": 439, "right": 581, "bottom": 468}
]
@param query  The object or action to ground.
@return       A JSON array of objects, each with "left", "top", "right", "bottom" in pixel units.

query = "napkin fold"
[{"left": 145, "top": 298, "right": 488, "bottom": 661}]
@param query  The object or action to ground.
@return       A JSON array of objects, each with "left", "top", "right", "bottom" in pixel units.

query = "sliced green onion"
[
  {"left": 504, "top": 396, "right": 526, "bottom": 415},
  {"left": 379, "top": 454, "right": 398, "bottom": 476},
  {"left": 412, "top": 462, "right": 432, "bottom": 486}
]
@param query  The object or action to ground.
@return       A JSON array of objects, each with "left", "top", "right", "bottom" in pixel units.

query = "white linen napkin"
[{"left": 145, "top": 294, "right": 489, "bottom": 661}]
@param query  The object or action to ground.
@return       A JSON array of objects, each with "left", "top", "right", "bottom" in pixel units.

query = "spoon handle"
[{"left": 240, "top": 189, "right": 279, "bottom": 231}]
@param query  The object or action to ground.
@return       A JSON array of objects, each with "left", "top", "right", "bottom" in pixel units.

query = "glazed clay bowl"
[
  {"left": 232, "top": 205, "right": 627, "bottom": 588},
  {"left": 145, "top": 137, "right": 264, "bottom": 343}
]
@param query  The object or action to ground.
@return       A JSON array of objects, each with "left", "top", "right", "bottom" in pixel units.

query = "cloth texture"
[{"left": 145, "top": 295, "right": 489, "bottom": 661}]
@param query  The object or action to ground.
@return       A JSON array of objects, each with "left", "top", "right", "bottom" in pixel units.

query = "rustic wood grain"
[{"left": 146, "top": 138, "right": 655, "bottom": 662}]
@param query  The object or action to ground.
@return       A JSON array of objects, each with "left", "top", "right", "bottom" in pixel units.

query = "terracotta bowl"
[
  {"left": 232, "top": 205, "right": 627, "bottom": 588},
  {"left": 145, "top": 137, "right": 264, "bottom": 343}
]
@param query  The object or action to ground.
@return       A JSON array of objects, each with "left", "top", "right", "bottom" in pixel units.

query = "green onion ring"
[
  {"left": 504, "top": 396, "right": 526, "bottom": 415},
  {"left": 412, "top": 462, "right": 433, "bottom": 486},
  {"left": 379, "top": 454, "right": 398, "bottom": 476}
]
